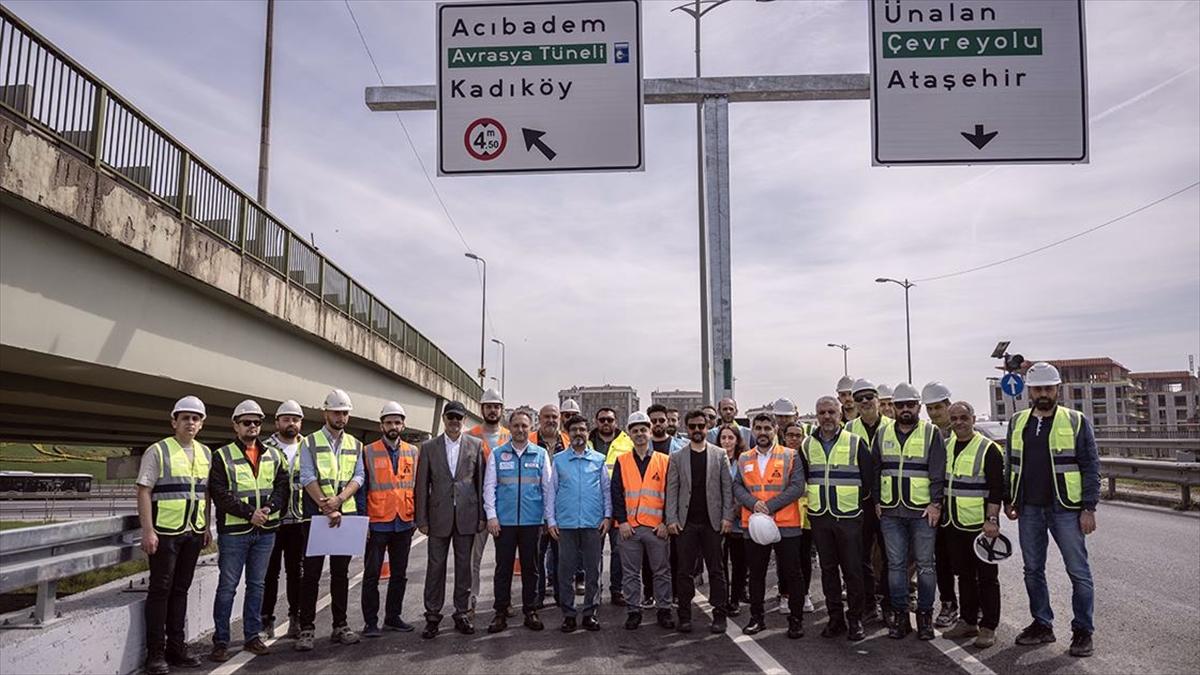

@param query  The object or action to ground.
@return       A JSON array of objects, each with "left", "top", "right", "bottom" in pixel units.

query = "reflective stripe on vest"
[
  {"left": 150, "top": 437, "right": 211, "bottom": 535},
  {"left": 1009, "top": 406, "right": 1084, "bottom": 509},
  {"left": 803, "top": 430, "right": 862, "bottom": 519},
  {"left": 878, "top": 421, "right": 935, "bottom": 510},
  {"left": 845, "top": 416, "right": 893, "bottom": 446},
  {"left": 493, "top": 443, "right": 548, "bottom": 526},
  {"left": 217, "top": 442, "right": 282, "bottom": 534},
  {"left": 738, "top": 446, "right": 802, "bottom": 528},
  {"left": 364, "top": 439, "right": 416, "bottom": 523},
  {"left": 944, "top": 431, "right": 997, "bottom": 531},
  {"left": 310, "top": 428, "right": 361, "bottom": 513},
  {"left": 618, "top": 451, "right": 668, "bottom": 527},
  {"left": 263, "top": 435, "right": 305, "bottom": 522}
]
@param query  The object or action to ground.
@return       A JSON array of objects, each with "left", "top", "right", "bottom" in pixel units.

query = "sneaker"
[
  {"left": 384, "top": 618, "right": 414, "bottom": 632},
  {"left": 744, "top": 617, "right": 767, "bottom": 635},
  {"left": 363, "top": 624, "right": 383, "bottom": 638},
  {"left": 935, "top": 601, "right": 959, "bottom": 628},
  {"left": 888, "top": 611, "right": 912, "bottom": 639},
  {"left": 260, "top": 618, "right": 276, "bottom": 640},
  {"left": 243, "top": 638, "right": 270, "bottom": 656},
  {"left": 943, "top": 620, "right": 980, "bottom": 639},
  {"left": 787, "top": 617, "right": 804, "bottom": 639},
  {"left": 295, "top": 629, "right": 314, "bottom": 651},
  {"left": 331, "top": 625, "right": 360, "bottom": 645},
  {"left": 803, "top": 595, "right": 814, "bottom": 613},
  {"left": 421, "top": 622, "right": 439, "bottom": 639},
  {"left": 1069, "top": 629, "right": 1093, "bottom": 657},
  {"left": 778, "top": 595, "right": 791, "bottom": 616},
  {"left": 974, "top": 627, "right": 996, "bottom": 649},
  {"left": 656, "top": 609, "right": 675, "bottom": 630},
  {"left": 582, "top": 616, "right": 601, "bottom": 631},
  {"left": 561, "top": 617, "right": 577, "bottom": 633},
  {"left": 575, "top": 580, "right": 586, "bottom": 596},
  {"left": 286, "top": 617, "right": 302, "bottom": 640},
  {"left": 1015, "top": 621, "right": 1056, "bottom": 645},
  {"left": 916, "top": 611, "right": 935, "bottom": 641},
  {"left": 641, "top": 598, "right": 656, "bottom": 610},
  {"left": 847, "top": 618, "right": 866, "bottom": 642},
  {"left": 710, "top": 615, "right": 727, "bottom": 634},
  {"left": 488, "top": 615, "right": 508, "bottom": 634}
]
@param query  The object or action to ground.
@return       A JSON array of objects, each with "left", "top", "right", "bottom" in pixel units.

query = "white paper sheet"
[{"left": 304, "top": 515, "right": 368, "bottom": 557}]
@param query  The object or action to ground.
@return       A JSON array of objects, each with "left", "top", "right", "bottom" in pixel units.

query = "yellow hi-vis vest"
[
  {"left": 149, "top": 437, "right": 211, "bottom": 535},
  {"left": 846, "top": 415, "right": 894, "bottom": 446},
  {"left": 307, "top": 428, "right": 362, "bottom": 513},
  {"left": 263, "top": 434, "right": 305, "bottom": 522},
  {"left": 944, "top": 431, "right": 1000, "bottom": 531},
  {"left": 1009, "top": 406, "right": 1084, "bottom": 510},
  {"left": 602, "top": 431, "right": 635, "bottom": 477},
  {"left": 216, "top": 442, "right": 283, "bottom": 534},
  {"left": 803, "top": 430, "right": 863, "bottom": 518},
  {"left": 878, "top": 420, "right": 936, "bottom": 510}
]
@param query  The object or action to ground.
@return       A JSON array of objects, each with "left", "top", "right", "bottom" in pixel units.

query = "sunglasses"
[
  {"left": 854, "top": 393, "right": 876, "bottom": 403},
  {"left": 895, "top": 401, "right": 919, "bottom": 409},
  {"left": 237, "top": 419, "right": 263, "bottom": 427},
  {"left": 597, "top": 417, "right": 616, "bottom": 423},
  {"left": 445, "top": 413, "right": 464, "bottom": 421},
  {"left": 687, "top": 423, "right": 707, "bottom": 430}
]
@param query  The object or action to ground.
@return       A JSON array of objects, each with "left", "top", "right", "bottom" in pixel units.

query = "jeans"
[
  {"left": 557, "top": 528, "right": 602, "bottom": 618},
  {"left": 213, "top": 530, "right": 276, "bottom": 645},
  {"left": 1018, "top": 503, "right": 1094, "bottom": 633},
  {"left": 144, "top": 531, "right": 203, "bottom": 654},
  {"left": 362, "top": 528, "right": 414, "bottom": 627},
  {"left": 261, "top": 521, "right": 304, "bottom": 624},
  {"left": 880, "top": 515, "right": 937, "bottom": 613}
]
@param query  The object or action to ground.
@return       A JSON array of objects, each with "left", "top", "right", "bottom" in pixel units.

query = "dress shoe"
[
  {"left": 787, "top": 617, "right": 805, "bottom": 639},
  {"left": 656, "top": 609, "right": 675, "bottom": 630},
  {"left": 561, "top": 617, "right": 577, "bottom": 633},
  {"left": 243, "top": 638, "right": 270, "bottom": 655},
  {"left": 624, "top": 613, "right": 642, "bottom": 630},
  {"left": 454, "top": 617, "right": 476, "bottom": 635},
  {"left": 208, "top": 645, "right": 230, "bottom": 663},
  {"left": 744, "top": 617, "right": 767, "bottom": 635},
  {"left": 582, "top": 616, "right": 601, "bottom": 631},
  {"left": 821, "top": 618, "right": 847, "bottom": 638},
  {"left": 421, "top": 622, "right": 440, "bottom": 639},
  {"left": 524, "top": 612, "right": 544, "bottom": 631},
  {"left": 487, "top": 615, "right": 508, "bottom": 634},
  {"left": 165, "top": 651, "right": 202, "bottom": 668},
  {"left": 710, "top": 615, "right": 727, "bottom": 634},
  {"left": 145, "top": 649, "right": 170, "bottom": 675}
]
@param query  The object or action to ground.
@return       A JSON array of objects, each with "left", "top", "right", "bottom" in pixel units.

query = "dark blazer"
[
  {"left": 665, "top": 442, "right": 735, "bottom": 531},
  {"left": 415, "top": 432, "right": 485, "bottom": 538}
]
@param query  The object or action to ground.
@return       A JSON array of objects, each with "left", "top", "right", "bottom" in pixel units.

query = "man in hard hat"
[
  {"left": 261, "top": 400, "right": 306, "bottom": 641},
  {"left": 208, "top": 400, "right": 289, "bottom": 662},
  {"left": 611, "top": 412, "right": 674, "bottom": 630},
  {"left": 837, "top": 376, "right": 859, "bottom": 423},
  {"left": 771, "top": 397, "right": 807, "bottom": 617},
  {"left": 484, "top": 410, "right": 553, "bottom": 633},
  {"left": 941, "top": 401, "right": 1004, "bottom": 649},
  {"left": 845, "top": 380, "right": 895, "bottom": 623},
  {"left": 416, "top": 401, "right": 487, "bottom": 639},
  {"left": 805, "top": 396, "right": 874, "bottom": 642},
  {"left": 295, "top": 389, "right": 365, "bottom": 650},
  {"left": 734, "top": 413, "right": 806, "bottom": 638},
  {"left": 561, "top": 398, "right": 583, "bottom": 428},
  {"left": 922, "top": 381, "right": 960, "bottom": 630},
  {"left": 708, "top": 398, "right": 752, "bottom": 446},
  {"left": 530, "top": 403, "right": 569, "bottom": 609},
  {"left": 466, "top": 388, "right": 510, "bottom": 619},
  {"left": 876, "top": 383, "right": 946, "bottom": 641},
  {"left": 358, "top": 402, "right": 418, "bottom": 637},
  {"left": 591, "top": 407, "right": 634, "bottom": 606},
  {"left": 667, "top": 409, "right": 734, "bottom": 634},
  {"left": 547, "top": 415, "right": 610, "bottom": 632},
  {"left": 1004, "top": 362, "right": 1100, "bottom": 658},
  {"left": 137, "top": 396, "right": 213, "bottom": 675},
  {"left": 878, "top": 385, "right": 896, "bottom": 419}
]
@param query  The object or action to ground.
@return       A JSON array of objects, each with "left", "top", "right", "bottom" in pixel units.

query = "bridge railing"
[
  {"left": 1098, "top": 457, "right": 1200, "bottom": 510},
  {"left": 0, "top": 7, "right": 482, "bottom": 401}
]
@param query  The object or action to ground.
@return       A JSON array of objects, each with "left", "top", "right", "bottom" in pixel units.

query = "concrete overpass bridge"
[{"left": 0, "top": 8, "right": 480, "bottom": 448}]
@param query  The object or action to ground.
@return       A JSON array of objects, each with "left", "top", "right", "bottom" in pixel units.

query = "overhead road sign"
[
  {"left": 869, "top": 0, "right": 1088, "bottom": 165},
  {"left": 437, "top": 0, "right": 644, "bottom": 176},
  {"left": 1000, "top": 373, "right": 1024, "bottom": 397}
]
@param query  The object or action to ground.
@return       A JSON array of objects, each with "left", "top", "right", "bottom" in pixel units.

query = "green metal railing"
[{"left": 0, "top": 7, "right": 481, "bottom": 400}]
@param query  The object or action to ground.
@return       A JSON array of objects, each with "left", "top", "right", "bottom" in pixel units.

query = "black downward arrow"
[
  {"left": 522, "top": 128, "right": 556, "bottom": 161},
  {"left": 961, "top": 124, "right": 998, "bottom": 150}
]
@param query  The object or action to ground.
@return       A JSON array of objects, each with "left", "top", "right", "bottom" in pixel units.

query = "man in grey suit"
[
  {"left": 415, "top": 401, "right": 485, "bottom": 639},
  {"left": 666, "top": 409, "right": 735, "bottom": 635}
]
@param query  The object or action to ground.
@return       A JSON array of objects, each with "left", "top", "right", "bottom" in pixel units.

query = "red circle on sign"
[{"left": 464, "top": 118, "right": 507, "bottom": 161}]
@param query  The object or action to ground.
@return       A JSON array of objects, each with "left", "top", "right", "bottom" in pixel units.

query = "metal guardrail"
[
  {"left": 1098, "top": 457, "right": 1200, "bottom": 510},
  {"left": 1093, "top": 424, "right": 1200, "bottom": 440},
  {"left": 0, "top": 7, "right": 481, "bottom": 401},
  {"left": 0, "top": 516, "right": 140, "bottom": 626},
  {"left": 1096, "top": 436, "right": 1199, "bottom": 461}
]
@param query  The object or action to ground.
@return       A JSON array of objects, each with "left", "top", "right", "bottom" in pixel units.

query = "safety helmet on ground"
[
  {"left": 836, "top": 376, "right": 855, "bottom": 393},
  {"left": 921, "top": 382, "right": 953, "bottom": 405},
  {"left": 877, "top": 384, "right": 894, "bottom": 401},
  {"left": 974, "top": 532, "right": 1013, "bottom": 564},
  {"left": 1026, "top": 362, "right": 1062, "bottom": 387},
  {"left": 772, "top": 398, "right": 797, "bottom": 416},
  {"left": 232, "top": 399, "right": 264, "bottom": 420},
  {"left": 379, "top": 401, "right": 407, "bottom": 421},
  {"left": 323, "top": 388, "right": 353, "bottom": 412},
  {"left": 480, "top": 388, "right": 504, "bottom": 405},
  {"left": 851, "top": 379, "right": 877, "bottom": 396},
  {"left": 275, "top": 400, "right": 304, "bottom": 419},
  {"left": 892, "top": 383, "right": 921, "bottom": 403},
  {"left": 561, "top": 399, "right": 582, "bottom": 415},
  {"left": 171, "top": 395, "right": 207, "bottom": 419},
  {"left": 748, "top": 513, "right": 782, "bottom": 546},
  {"left": 627, "top": 411, "right": 651, "bottom": 429}
]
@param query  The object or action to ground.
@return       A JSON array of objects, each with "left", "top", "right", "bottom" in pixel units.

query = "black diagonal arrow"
[
  {"left": 961, "top": 124, "right": 998, "bottom": 150},
  {"left": 522, "top": 128, "right": 556, "bottom": 161}
]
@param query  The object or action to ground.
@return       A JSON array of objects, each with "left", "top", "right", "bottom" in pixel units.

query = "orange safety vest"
[
  {"left": 467, "top": 424, "right": 511, "bottom": 463},
  {"left": 617, "top": 450, "right": 669, "bottom": 527},
  {"left": 363, "top": 439, "right": 417, "bottom": 523},
  {"left": 739, "top": 445, "right": 803, "bottom": 529},
  {"left": 530, "top": 430, "right": 569, "bottom": 450}
]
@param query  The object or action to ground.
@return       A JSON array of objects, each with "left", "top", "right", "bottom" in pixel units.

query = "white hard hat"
[
  {"left": 561, "top": 398, "right": 582, "bottom": 414},
  {"left": 892, "top": 382, "right": 921, "bottom": 403},
  {"left": 748, "top": 513, "right": 782, "bottom": 546},
  {"left": 851, "top": 379, "right": 877, "bottom": 395},
  {"left": 627, "top": 411, "right": 651, "bottom": 429},
  {"left": 921, "top": 381, "right": 953, "bottom": 405},
  {"left": 836, "top": 376, "right": 855, "bottom": 393},
  {"left": 322, "top": 388, "right": 353, "bottom": 412},
  {"left": 171, "top": 395, "right": 206, "bottom": 419},
  {"left": 1026, "top": 362, "right": 1062, "bottom": 387},
  {"left": 772, "top": 398, "right": 797, "bottom": 416},
  {"left": 480, "top": 387, "right": 504, "bottom": 405},
  {"left": 877, "top": 384, "right": 894, "bottom": 401},
  {"left": 379, "top": 400, "right": 407, "bottom": 421},
  {"left": 974, "top": 532, "right": 1013, "bottom": 564},
  {"left": 275, "top": 400, "right": 304, "bottom": 418},
  {"left": 232, "top": 399, "right": 264, "bottom": 420}
]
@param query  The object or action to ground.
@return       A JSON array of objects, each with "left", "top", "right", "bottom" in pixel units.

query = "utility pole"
[{"left": 256, "top": 0, "right": 274, "bottom": 205}]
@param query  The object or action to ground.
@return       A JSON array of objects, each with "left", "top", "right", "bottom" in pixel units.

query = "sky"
[{"left": 8, "top": 0, "right": 1198, "bottom": 416}]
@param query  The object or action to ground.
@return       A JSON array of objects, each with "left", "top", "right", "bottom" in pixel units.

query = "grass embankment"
[{"left": 0, "top": 443, "right": 131, "bottom": 482}]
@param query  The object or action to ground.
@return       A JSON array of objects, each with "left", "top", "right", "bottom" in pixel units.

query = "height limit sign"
[
  {"left": 437, "top": 0, "right": 644, "bottom": 176},
  {"left": 870, "top": 0, "right": 1088, "bottom": 165}
]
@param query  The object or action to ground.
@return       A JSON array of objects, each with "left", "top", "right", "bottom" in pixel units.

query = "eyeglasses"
[
  {"left": 237, "top": 419, "right": 263, "bottom": 427},
  {"left": 597, "top": 417, "right": 616, "bottom": 423},
  {"left": 445, "top": 413, "right": 464, "bottom": 421},
  {"left": 853, "top": 393, "right": 876, "bottom": 403},
  {"left": 686, "top": 423, "right": 707, "bottom": 430}
]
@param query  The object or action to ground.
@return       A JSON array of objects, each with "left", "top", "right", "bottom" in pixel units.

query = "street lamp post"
[
  {"left": 491, "top": 338, "right": 506, "bottom": 400},
  {"left": 827, "top": 343, "right": 850, "bottom": 376},
  {"left": 876, "top": 277, "right": 915, "bottom": 382},
  {"left": 465, "top": 253, "right": 486, "bottom": 386}
]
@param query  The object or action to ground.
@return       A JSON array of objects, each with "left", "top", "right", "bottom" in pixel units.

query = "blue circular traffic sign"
[{"left": 1000, "top": 373, "right": 1024, "bottom": 397}]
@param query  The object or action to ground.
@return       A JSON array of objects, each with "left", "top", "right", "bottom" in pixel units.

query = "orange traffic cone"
[{"left": 380, "top": 551, "right": 390, "bottom": 580}]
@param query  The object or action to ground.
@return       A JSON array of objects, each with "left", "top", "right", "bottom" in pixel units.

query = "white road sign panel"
[
  {"left": 870, "top": 0, "right": 1088, "bottom": 165},
  {"left": 437, "top": 0, "right": 644, "bottom": 176}
]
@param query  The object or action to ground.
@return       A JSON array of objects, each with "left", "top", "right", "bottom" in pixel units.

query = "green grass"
[
  {"left": 0, "top": 443, "right": 131, "bottom": 483},
  {"left": 0, "top": 520, "right": 50, "bottom": 530}
]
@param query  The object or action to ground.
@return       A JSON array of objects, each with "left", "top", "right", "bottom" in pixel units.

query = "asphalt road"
[{"left": 174, "top": 501, "right": 1197, "bottom": 675}]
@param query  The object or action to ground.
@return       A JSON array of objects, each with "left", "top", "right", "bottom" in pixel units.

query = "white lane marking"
[
  {"left": 931, "top": 634, "right": 998, "bottom": 675},
  {"left": 210, "top": 534, "right": 427, "bottom": 675},
  {"left": 692, "top": 589, "right": 789, "bottom": 675}
]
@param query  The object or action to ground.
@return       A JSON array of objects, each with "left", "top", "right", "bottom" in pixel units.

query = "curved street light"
[
  {"left": 875, "top": 277, "right": 915, "bottom": 382},
  {"left": 826, "top": 343, "right": 850, "bottom": 376}
]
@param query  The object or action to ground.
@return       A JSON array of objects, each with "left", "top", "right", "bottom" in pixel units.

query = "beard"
[
  {"left": 756, "top": 434, "right": 772, "bottom": 448},
  {"left": 898, "top": 411, "right": 917, "bottom": 424},
  {"left": 690, "top": 430, "right": 705, "bottom": 443},
  {"left": 1034, "top": 397, "right": 1056, "bottom": 411},
  {"left": 385, "top": 429, "right": 401, "bottom": 441}
]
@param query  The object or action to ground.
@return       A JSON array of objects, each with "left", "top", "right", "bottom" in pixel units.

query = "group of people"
[{"left": 136, "top": 360, "right": 1100, "bottom": 675}]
